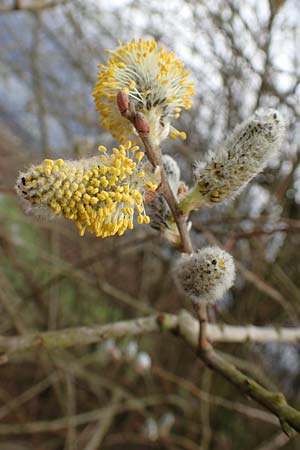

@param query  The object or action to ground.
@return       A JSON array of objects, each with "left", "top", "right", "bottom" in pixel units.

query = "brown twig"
[
  {"left": 153, "top": 366, "right": 278, "bottom": 425},
  {"left": 117, "top": 91, "right": 208, "bottom": 350},
  {"left": 177, "top": 311, "right": 300, "bottom": 435}
]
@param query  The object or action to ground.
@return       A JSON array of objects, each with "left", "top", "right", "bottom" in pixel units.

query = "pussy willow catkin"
[
  {"left": 93, "top": 38, "right": 194, "bottom": 145},
  {"left": 173, "top": 246, "right": 235, "bottom": 304},
  {"left": 180, "top": 109, "right": 285, "bottom": 213},
  {"left": 16, "top": 142, "right": 158, "bottom": 238}
]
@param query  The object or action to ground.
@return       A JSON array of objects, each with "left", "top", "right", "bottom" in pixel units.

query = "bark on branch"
[
  {"left": 0, "top": 314, "right": 177, "bottom": 356},
  {"left": 2, "top": 311, "right": 300, "bottom": 353},
  {"left": 177, "top": 311, "right": 300, "bottom": 434},
  {"left": 1, "top": 312, "right": 300, "bottom": 432}
]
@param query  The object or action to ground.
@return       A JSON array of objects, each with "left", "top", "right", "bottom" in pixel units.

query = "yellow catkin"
[
  {"left": 16, "top": 141, "right": 159, "bottom": 238},
  {"left": 93, "top": 38, "right": 194, "bottom": 144}
]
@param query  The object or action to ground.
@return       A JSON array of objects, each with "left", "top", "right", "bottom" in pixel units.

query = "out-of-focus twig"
[
  {"left": 0, "top": 394, "right": 186, "bottom": 435},
  {"left": 153, "top": 366, "right": 277, "bottom": 425},
  {"left": 252, "top": 430, "right": 291, "bottom": 450},
  {"left": 198, "top": 223, "right": 299, "bottom": 325},
  {"left": 200, "top": 369, "right": 212, "bottom": 450},
  {"left": 177, "top": 311, "right": 300, "bottom": 435},
  {"left": 0, "top": 0, "right": 68, "bottom": 12},
  {"left": 82, "top": 392, "right": 120, "bottom": 450},
  {"left": 31, "top": 12, "right": 50, "bottom": 158}
]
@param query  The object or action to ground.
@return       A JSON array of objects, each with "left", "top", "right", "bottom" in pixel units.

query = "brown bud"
[
  {"left": 144, "top": 187, "right": 158, "bottom": 204},
  {"left": 117, "top": 90, "right": 129, "bottom": 115},
  {"left": 135, "top": 112, "right": 150, "bottom": 134},
  {"left": 177, "top": 181, "right": 188, "bottom": 196}
]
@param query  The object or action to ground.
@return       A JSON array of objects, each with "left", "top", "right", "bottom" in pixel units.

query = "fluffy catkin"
[
  {"left": 93, "top": 38, "right": 194, "bottom": 145},
  {"left": 180, "top": 109, "right": 285, "bottom": 213},
  {"left": 173, "top": 246, "right": 235, "bottom": 304},
  {"left": 16, "top": 142, "right": 158, "bottom": 238},
  {"left": 148, "top": 154, "right": 181, "bottom": 230}
]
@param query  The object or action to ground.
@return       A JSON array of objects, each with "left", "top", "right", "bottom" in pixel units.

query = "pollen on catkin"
[
  {"left": 93, "top": 38, "right": 195, "bottom": 145},
  {"left": 173, "top": 246, "right": 235, "bottom": 304},
  {"left": 16, "top": 142, "right": 158, "bottom": 238},
  {"left": 179, "top": 109, "right": 285, "bottom": 214}
]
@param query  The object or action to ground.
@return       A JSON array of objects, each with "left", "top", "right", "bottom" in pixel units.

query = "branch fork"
[
  {"left": 117, "top": 89, "right": 209, "bottom": 351},
  {"left": 117, "top": 91, "right": 300, "bottom": 435}
]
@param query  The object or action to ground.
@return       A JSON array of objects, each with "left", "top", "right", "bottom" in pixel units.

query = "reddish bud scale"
[
  {"left": 117, "top": 90, "right": 129, "bottom": 114},
  {"left": 135, "top": 112, "right": 150, "bottom": 134},
  {"left": 144, "top": 188, "right": 158, "bottom": 204}
]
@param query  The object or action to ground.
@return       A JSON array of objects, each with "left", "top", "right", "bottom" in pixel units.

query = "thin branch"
[
  {"left": 252, "top": 431, "right": 291, "bottom": 450},
  {"left": 82, "top": 393, "right": 121, "bottom": 450},
  {"left": 1, "top": 312, "right": 300, "bottom": 431},
  {"left": 0, "top": 373, "right": 59, "bottom": 420},
  {"left": 0, "top": 394, "right": 185, "bottom": 435},
  {"left": 200, "top": 369, "right": 212, "bottom": 450},
  {"left": 153, "top": 366, "right": 278, "bottom": 425},
  {"left": 117, "top": 92, "right": 208, "bottom": 350},
  {"left": 64, "top": 371, "right": 77, "bottom": 450},
  {"left": 0, "top": 314, "right": 177, "bottom": 356},
  {"left": 0, "top": 0, "right": 67, "bottom": 12},
  {"left": 177, "top": 311, "right": 300, "bottom": 435},
  {"left": 31, "top": 11, "right": 50, "bottom": 158},
  {"left": 197, "top": 223, "right": 299, "bottom": 325},
  {"left": 2, "top": 312, "right": 300, "bottom": 356}
]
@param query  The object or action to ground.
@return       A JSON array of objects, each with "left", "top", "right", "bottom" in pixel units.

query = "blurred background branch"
[{"left": 0, "top": 0, "right": 68, "bottom": 13}]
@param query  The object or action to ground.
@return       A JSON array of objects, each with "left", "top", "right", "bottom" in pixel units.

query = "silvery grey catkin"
[
  {"left": 162, "top": 154, "right": 181, "bottom": 195},
  {"left": 179, "top": 109, "right": 285, "bottom": 213},
  {"left": 149, "top": 154, "right": 181, "bottom": 230},
  {"left": 173, "top": 246, "right": 235, "bottom": 304}
]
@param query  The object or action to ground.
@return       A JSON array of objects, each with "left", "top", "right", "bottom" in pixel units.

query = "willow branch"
[
  {"left": 117, "top": 93, "right": 207, "bottom": 348},
  {"left": 1, "top": 313, "right": 300, "bottom": 432},
  {"left": 177, "top": 311, "right": 300, "bottom": 435},
  {"left": 0, "top": 394, "right": 180, "bottom": 435},
  {"left": 2, "top": 313, "right": 300, "bottom": 357},
  {"left": 0, "top": 315, "right": 177, "bottom": 356}
]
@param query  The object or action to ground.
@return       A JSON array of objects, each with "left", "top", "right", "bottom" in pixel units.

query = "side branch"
[
  {"left": 177, "top": 311, "right": 300, "bottom": 435},
  {"left": 1, "top": 312, "right": 300, "bottom": 431},
  {"left": 178, "top": 311, "right": 300, "bottom": 344},
  {"left": 2, "top": 312, "right": 300, "bottom": 357},
  {"left": 0, "top": 315, "right": 178, "bottom": 356}
]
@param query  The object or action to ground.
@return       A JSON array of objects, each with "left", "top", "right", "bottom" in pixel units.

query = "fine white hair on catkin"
[
  {"left": 162, "top": 154, "right": 181, "bottom": 196},
  {"left": 148, "top": 154, "right": 181, "bottom": 230},
  {"left": 189, "top": 109, "right": 285, "bottom": 206},
  {"left": 173, "top": 246, "right": 235, "bottom": 304}
]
